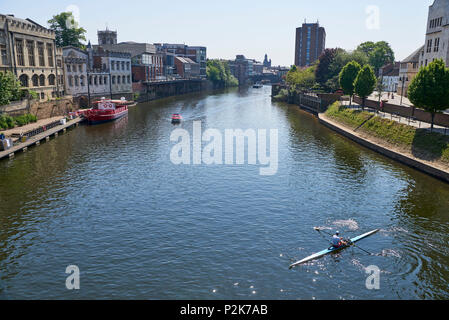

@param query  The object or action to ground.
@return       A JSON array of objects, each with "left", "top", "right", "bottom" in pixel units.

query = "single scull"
[{"left": 289, "top": 229, "right": 380, "bottom": 269}]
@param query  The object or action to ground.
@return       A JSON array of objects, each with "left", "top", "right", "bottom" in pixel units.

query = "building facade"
[
  {"left": 92, "top": 48, "right": 132, "bottom": 98},
  {"left": 398, "top": 46, "right": 424, "bottom": 96},
  {"left": 155, "top": 43, "right": 207, "bottom": 78},
  {"left": 420, "top": 0, "right": 449, "bottom": 68},
  {"left": 174, "top": 57, "right": 200, "bottom": 78},
  {"left": 294, "top": 22, "right": 326, "bottom": 67},
  {"left": 380, "top": 62, "right": 400, "bottom": 93},
  {"left": 0, "top": 14, "right": 64, "bottom": 101}
]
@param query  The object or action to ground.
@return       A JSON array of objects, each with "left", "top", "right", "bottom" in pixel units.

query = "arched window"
[
  {"left": 80, "top": 75, "right": 85, "bottom": 86},
  {"left": 121, "top": 61, "right": 125, "bottom": 70},
  {"left": 112, "top": 76, "right": 116, "bottom": 84},
  {"left": 19, "top": 74, "right": 29, "bottom": 87},
  {"left": 94, "top": 76, "right": 98, "bottom": 86},
  {"left": 32, "top": 74, "right": 39, "bottom": 87},
  {"left": 89, "top": 76, "right": 92, "bottom": 86},
  {"left": 75, "top": 75, "right": 79, "bottom": 86},
  {"left": 48, "top": 74, "right": 56, "bottom": 85},
  {"left": 99, "top": 76, "right": 103, "bottom": 85},
  {"left": 39, "top": 74, "right": 45, "bottom": 86},
  {"left": 117, "top": 76, "right": 120, "bottom": 84},
  {"left": 104, "top": 76, "right": 108, "bottom": 85},
  {"left": 122, "top": 75, "right": 126, "bottom": 84},
  {"left": 68, "top": 75, "right": 73, "bottom": 87}
]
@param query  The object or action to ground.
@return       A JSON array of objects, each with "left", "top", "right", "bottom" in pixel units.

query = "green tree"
[
  {"left": 48, "top": 12, "right": 87, "bottom": 48},
  {"left": 339, "top": 61, "right": 361, "bottom": 105},
  {"left": 408, "top": 59, "right": 449, "bottom": 131},
  {"left": 357, "top": 41, "right": 395, "bottom": 76},
  {"left": 354, "top": 65, "right": 377, "bottom": 109},
  {"left": 0, "top": 71, "right": 23, "bottom": 106},
  {"left": 206, "top": 59, "right": 238, "bottom": 88},
  {"left": 286, "top": 65, "right": 316, "bottom": 91}
]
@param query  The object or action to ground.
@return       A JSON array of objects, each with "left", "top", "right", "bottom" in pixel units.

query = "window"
[
  {"left": 111, "top": 61, "right": 115, "bottom": 70},
  {"left": 127, "top": 75, "right": 130, "bottom": 83},
  {"left": 75, "top": 75, "right": 79, "bottom": 86},
  {"left": 127, "top": 62, "right": 130, "bottom": 70},
  {"left": 19, "top": 74, "right": 29, "bottom": 87},
  {"left": 117, "top": 76, "right": 121, "bottom": 84},
  {"left": 89, "top": 76, "right": 92, "bottom": 86},
  {"left": 122, "top": 75, "right": 126, "bottom": 84},
  {"left": 68, "top": 75, "right": 73, "bottom": 87},
  {"left": 112, "top": 76, "right": 116, "bottom": 84},
  {"left": 39, "top": 74, "right": 45, "bottom": 86},
  {"left": 79, "top": 65, "right": 83, "bottom": 72},
  {"left": 16, "top": 39, "right": 24, "bottom": 66},
  {"left": 94, "top": 76, "right": 98, "bottom": 86},
  {"left": 80, "top": 75, "right": 85, "bottom": 86},
  {"left": 99, "top": 76, "right": 103, "bottom": 85},
  {"left": 104, "top": 76, "right": 107, "bottom": 84},
  {"left": 434, "top": 38, "right": 440, "bottom": 52},
  {"left": 121, "top": 61, "right": 125, "bottom": 70},
  {"left": 47, "top": 43, "right": 54, "bottom": 67},
  {"left": 37, "top": 42, "right": 45, "bottom": 66},
  {"left": 27, "top": 41, "right": 35, "bottom": 66},
  {"left": 427, "top": 39, "right": 433, "bottom": 53},
  {"left": 48, "top": 74, "right": 56, "bottom": 85},
  {"left": 67, "top": 64, "right": 71, "bottom": 72},
  {"left": 32, "top": 74, "right": 39, "bottom": 87},
  {"left": 0, "top": 44, "right": 7, "bottom": 65}
]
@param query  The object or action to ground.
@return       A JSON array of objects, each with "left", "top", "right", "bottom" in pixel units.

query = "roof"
[
  {"left": 175, "top": 57, "right": 197, "bottom": 64},
  {"left": 380, "top": 62, "right": 400, "bottom": 77},
  {"left": 402, "top": 45, "right": 424, "bottom": 63}
]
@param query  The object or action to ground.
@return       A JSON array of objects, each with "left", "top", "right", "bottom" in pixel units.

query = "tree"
[
  {"left": 315, "top": 48, "right": 338, "bottom": 87},
  {"left": 324, "top": 49, "right": 368, "bottom": 92},
  {"left": 48, "top": 12, "right": 87, "bottom": 48},
  {"left": 354, "top": 65, "right": 377, "bottom": 109},
  {"left": 357, "top": 41, "right": 395, "bottom": 76},
  {"left": 408, "top": 59, "right": 449, "bottom": 131},
  {"left": 339, "top": 61, "right": 361, "bottom": 105},
  {"left": 0, "top": 71, "right": 23, "bottom": 106},
  {"left": 206, "top": 59, "right": 238, "bottom": 88},
  {"left": 286, "top": 65, "right": 316, "bottom": 91}
]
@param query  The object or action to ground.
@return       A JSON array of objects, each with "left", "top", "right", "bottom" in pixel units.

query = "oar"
[{"left": 350, "top": 242, "right": 373, "bottom": 255}]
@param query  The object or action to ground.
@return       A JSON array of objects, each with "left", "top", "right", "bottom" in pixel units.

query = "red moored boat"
[{"left": 85, "top": 98, "right": 129, "bottom": 125}]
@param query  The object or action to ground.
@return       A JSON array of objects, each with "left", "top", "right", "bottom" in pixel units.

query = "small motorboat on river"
[{"left": 171, "top": 114, "right": 182, "bottom": 124}]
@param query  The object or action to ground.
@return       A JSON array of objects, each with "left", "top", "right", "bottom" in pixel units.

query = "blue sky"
[{"left": 1, "top": 0, "right": 434, "bottom": 66}]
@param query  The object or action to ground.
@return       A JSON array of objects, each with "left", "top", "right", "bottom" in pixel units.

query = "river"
[{"left": 1, "top": 86, "right": 449, "bottom": 299}]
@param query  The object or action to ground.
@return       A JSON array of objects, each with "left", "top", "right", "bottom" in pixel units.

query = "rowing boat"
[{"left": 289, "top": 229, "right": 379, "bottom": 269}]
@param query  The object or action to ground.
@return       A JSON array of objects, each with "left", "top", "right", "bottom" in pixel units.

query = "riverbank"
[{"left": 320, "top": 103, "right": 449, "bottom": 183}]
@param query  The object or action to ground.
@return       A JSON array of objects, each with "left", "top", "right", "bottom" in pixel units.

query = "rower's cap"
[{"left": 336, "top": 231, "right": 340, "bottom": 235}]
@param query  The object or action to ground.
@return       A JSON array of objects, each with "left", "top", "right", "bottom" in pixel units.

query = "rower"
[{"left": 331, "top": 231, "right": 346, "bottom": 248}]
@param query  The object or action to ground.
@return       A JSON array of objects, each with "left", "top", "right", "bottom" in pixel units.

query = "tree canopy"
[
  {"left": 48, "top": 12, "right": 87, "bottom": 48},
  {"left": 356, "top": 41, "right": 395, "bottom": 76},
  {"left": 339, "top": 61, "right": 361, "bottom": 102},
  {"left": 0, "top": 71, "right": 23, "bottom": 106},
  {"left": 286, "top": 65, "right": 316, "bottom": 91},
  {"left": 206, "top": 60, "right": 238, "bottom": 88},
  {"left": 408, "top": 59, "right": 449, "bottom": 130},
  {"left": 354, "top": 65, "right": 377, "bottom": 107}
]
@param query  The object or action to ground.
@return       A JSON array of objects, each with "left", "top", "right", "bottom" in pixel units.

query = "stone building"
[
  {"left": 398, "top": 46, "right": 424, "bottom": 96},
  {"left": 294, "top": 22, "right": 326, "bottom": 67},
  {"left": 174, "top": 57, "right": 200, "bottom": 78},
  {"left": 0, "top": 14, "right": 64, "bottom": 101},
  {"left": 92, "top": 47, "right": 132, "bottom": 99},
  {"left": 420, "top": 0, "right": 449, "bottom": 68}
]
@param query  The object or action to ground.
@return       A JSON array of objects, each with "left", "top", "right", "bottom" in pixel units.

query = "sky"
[{"left": 1, "top": 0, "right": 435, "bottom": 66}]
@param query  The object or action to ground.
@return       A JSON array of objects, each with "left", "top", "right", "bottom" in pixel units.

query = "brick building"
[{"left": 294, "top": 22, "right": 326, "bottom": 67}]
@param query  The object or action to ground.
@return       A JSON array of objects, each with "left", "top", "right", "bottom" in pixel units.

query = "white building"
[
  {"left": 380, "top": 62, "right": 400, "bottom": 93},
  {"left": 420, "top": 0, "right": 449, "bottom": 67},
  {"left": 63, "top": 47, "right": 88, "bottom": 98},
  {"left": 92, "top": 48, "right": 132, "bottom": 98}
]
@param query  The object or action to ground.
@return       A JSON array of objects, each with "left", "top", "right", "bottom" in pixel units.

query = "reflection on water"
[{"left": 1, "top": 86, "right": 449, "bottom": 299}]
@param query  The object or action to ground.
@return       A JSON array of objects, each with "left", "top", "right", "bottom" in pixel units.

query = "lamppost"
[{"left": 400, "top": 75, "right": 408, "bottom": 106}]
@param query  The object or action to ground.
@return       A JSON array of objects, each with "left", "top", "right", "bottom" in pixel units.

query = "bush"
[{"left": 0, "top": 113, "right": 38, "bottom": 130}]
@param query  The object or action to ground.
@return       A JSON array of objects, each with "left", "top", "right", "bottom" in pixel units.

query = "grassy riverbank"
[{"left": 325, "top": 102, "right": 449, "bottom": 164}]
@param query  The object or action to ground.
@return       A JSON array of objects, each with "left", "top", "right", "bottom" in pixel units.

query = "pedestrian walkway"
[{"left": 341, "top": 100, "right": 449, "bottom": 135}]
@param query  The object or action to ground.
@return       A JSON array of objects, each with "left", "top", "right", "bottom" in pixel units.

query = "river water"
[{"left": 1, "top": 86, "right": 449, "bottom": 300}]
